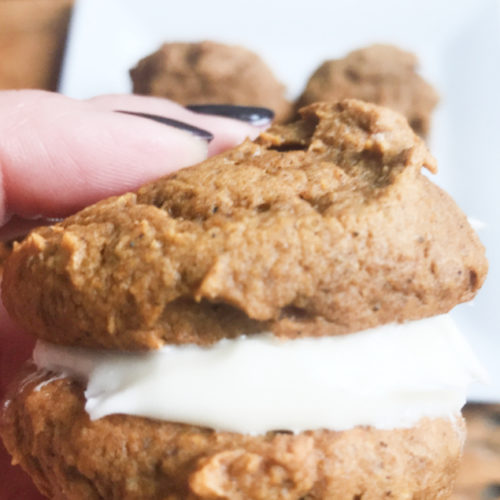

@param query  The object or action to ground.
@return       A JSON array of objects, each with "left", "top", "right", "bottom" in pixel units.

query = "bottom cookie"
[{"left": 1, "top": 365, "right": 465, "bottom": 500}]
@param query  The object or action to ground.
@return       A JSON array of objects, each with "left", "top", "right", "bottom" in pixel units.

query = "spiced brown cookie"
[
  {"left": 296, "top": 44, "right": 439, "bottom": 136},
  {"left": 2, "top": 100, "right": 487, "bottom": 350},
  {"left": 1, "top": 365, "right": 465, "bottom": 500},
  {"left": 130, "top": 41, "right": 291, "bottom": 122}
]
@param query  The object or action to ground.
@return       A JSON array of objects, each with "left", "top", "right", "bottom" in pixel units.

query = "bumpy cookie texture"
[
  {"left": 296, "top": 45, "right": 439, "bottom": 136},
  {"left": 2, "top": 100, "right": 487, "bottom": 350},
  {"left": 0, "top": 367, "right": 464, "bottom": 500},
  {"left": 130, "top": 41, "right": 291, "bottom": 122}
]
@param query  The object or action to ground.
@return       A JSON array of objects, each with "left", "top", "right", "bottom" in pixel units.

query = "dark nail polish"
[
  {"left": 482, "top": 483, "right": 500, "bottom": 499},
  {"left": 186, "top": 105, "right": 274, "bottom": 126},
  {"left": 115, "top": 111, "right": 213, "bottom": 141}
]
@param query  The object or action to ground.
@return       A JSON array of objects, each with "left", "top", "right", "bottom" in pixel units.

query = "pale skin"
[{"left": 0, "top": 90, "right": 264, "bottom": 499}]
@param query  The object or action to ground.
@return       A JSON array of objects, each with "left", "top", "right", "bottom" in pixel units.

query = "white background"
[{"left": 61, "top": 0, "right": 500, "bottom": 401}]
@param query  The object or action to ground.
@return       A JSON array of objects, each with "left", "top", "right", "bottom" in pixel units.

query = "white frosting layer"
[{"left": 33, "top": 314, "right": 486, "bottom": 435}]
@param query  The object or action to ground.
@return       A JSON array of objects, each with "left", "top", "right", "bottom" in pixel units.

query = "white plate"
[{"left": 61, "top": 0, "right": 500, "bottom": 401}]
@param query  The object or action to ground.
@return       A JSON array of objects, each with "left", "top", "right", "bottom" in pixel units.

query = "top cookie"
[
  {"left": 130, "top": 41, "right": 291, "bottom": 122},
  {"left": 2, "top": 100, "right": 487, "bottom": 350},
  {"left": 296, "top": 45, "right": 439, "bottom": 136}
]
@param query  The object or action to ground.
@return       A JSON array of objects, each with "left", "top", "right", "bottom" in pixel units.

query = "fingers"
[
  {"left": 0, "top": 90, "right": 213, "bottom": 224},
  {"left": 87, "top": 94, "right": 265, "bottom": 156}
]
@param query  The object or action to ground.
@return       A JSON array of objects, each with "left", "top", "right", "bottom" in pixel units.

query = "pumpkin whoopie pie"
[{"left": 1, "top": 100, "right": 487, "bottom": 500}]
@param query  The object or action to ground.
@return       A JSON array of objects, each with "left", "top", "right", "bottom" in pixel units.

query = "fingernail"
[
  {"left": 115, "top": 111, "right": 214, "bottom": 141},
  {"left": 186, "top": 105, "right": 274, "bottom": 126}
]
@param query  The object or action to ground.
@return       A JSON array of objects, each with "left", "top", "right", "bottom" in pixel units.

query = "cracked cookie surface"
[{"left": 2, "top": 100, "right": 487, "bottom": 350}]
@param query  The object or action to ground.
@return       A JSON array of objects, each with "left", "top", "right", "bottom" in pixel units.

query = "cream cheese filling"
[{"left": 33, "top": 314, "right": 486, "bottom": 435}]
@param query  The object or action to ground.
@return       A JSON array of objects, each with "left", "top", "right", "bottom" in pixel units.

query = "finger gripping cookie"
[{"left": 2, "top": 99, "right": 487, "bottom": 350}]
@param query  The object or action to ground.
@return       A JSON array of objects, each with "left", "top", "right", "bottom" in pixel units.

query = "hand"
[{"left": 0, "top": 90, "right": 269, "bottom": 500}]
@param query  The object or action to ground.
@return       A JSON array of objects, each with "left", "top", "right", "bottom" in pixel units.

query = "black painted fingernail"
[
  {"left": 115, "top": 110, "right": 213, "bottom": 141},
  {"left": 482, "top": 483, "right": 500, "bottom": 499},
  {"left": 186, "top": 105, "right": 274, "bottom": 126}
]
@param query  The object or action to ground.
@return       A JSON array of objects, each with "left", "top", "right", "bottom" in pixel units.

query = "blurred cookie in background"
[
  {"left": 130, "top": 41, "right": 291, "bottom": 122},
  {"left": 295, "top": 44, "right": 439, "bottom": 136}
]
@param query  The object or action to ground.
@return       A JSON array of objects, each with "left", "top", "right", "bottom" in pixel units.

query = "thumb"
[{"left": 0, "top": 90, "right": 211, "bottom": 224}]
